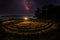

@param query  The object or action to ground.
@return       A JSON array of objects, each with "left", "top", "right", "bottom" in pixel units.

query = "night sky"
[{"left": 0, "top": 0, "right": 60, "bottom": 16}]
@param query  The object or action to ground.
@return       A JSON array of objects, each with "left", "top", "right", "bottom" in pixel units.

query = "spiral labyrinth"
[{"left": 2, "top": 20, "right": 57, "bottom": 35}]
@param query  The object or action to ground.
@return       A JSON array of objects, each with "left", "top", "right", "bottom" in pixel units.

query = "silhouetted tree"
[
  {"left": 35, "top": 8, "right": 40, "bottom": 19},
  {"left": 35, "top": 5, "right": 60, "bottom": 22}
]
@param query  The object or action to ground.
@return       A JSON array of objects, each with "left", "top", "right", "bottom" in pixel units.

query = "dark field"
[{"left": 0, "top": 19, "right": 59, "bottom": 40}]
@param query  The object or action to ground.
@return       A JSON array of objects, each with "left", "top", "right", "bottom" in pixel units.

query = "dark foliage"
[{"left": 35, "top": 5, "right": 60, "bottom": 22}]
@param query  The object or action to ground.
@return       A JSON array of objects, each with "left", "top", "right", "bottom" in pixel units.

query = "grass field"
[{"left": 1, "top": 19, "right": 57, "bottom": 35}]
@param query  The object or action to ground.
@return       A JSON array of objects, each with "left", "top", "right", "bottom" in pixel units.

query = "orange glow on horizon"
[{"left": 24, "top": 17, "right": 28, "bottom": 20}]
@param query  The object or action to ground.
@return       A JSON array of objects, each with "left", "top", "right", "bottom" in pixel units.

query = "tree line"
[{"left": 35, "top": 5, "right": 60, "bottom": 22}]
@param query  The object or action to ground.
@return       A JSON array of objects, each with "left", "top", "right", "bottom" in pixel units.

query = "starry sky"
[{"left": 0, "top": 0, "right": 60, "bottom": 16}]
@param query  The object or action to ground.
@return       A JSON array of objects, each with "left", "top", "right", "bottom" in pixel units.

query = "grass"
[{"left": 1, "top": 19, "right": 57, "bottom": 35}]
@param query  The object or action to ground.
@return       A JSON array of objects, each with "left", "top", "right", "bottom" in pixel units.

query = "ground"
[{"left": 0, "top": 19, "right": 58, "bottom": 40}]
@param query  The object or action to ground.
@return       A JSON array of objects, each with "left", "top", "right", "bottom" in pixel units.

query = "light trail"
[{"left": 2, "top": 20, "right": 57, "bottom": 35}]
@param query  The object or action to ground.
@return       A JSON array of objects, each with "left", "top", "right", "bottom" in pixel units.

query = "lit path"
[{"left": 2, "top": 20, "right": 57, "bottom": 35}]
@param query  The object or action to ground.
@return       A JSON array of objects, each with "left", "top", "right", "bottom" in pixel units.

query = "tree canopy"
[{"left": 35, "top": 5, "right": 60, "bottom": 22}]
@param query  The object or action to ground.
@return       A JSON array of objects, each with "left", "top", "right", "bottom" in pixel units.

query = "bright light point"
[{"left": 24, "top": 17, "right": 28, "bottom": 20}]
